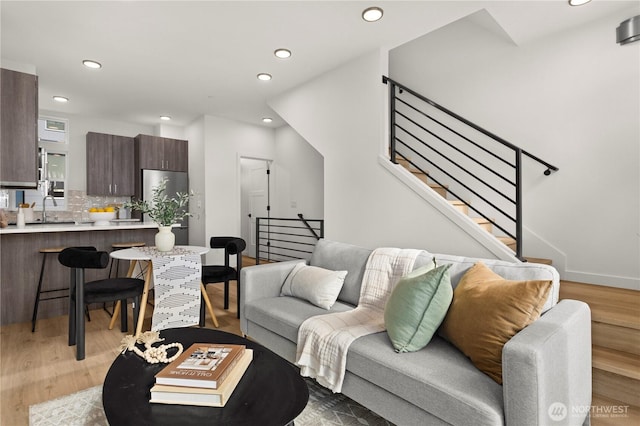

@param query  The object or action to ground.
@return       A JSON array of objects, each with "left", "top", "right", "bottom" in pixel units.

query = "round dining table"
[{"left": 109, "top": 246, "right": 217, "bottom": 336}]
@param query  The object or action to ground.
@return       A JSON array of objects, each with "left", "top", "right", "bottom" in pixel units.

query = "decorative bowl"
[{"left": 88, "top": 211, "right": 116, "bottom": 226}]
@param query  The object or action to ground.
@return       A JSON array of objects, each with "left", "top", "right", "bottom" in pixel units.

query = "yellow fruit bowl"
[{"left": 88, "top": 211, "right": 116, "bottom": 226}]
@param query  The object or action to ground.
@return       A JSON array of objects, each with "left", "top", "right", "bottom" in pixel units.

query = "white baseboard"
[{"left": 563, "top": 270, "right": 640, "bottom": 291}]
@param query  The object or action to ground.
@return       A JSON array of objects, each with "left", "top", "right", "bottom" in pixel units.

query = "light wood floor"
[{"left": 0, "top": 282, "right": 241, "bottom": 425}]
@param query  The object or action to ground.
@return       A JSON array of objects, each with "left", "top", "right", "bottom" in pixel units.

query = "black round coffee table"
[{"left": 103, "top": 328, "right": 309, "bottom": 426}]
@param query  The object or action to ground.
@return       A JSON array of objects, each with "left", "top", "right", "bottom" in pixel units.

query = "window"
[{"left": 18, "top": 116, "right": 70, "bottom": 210}]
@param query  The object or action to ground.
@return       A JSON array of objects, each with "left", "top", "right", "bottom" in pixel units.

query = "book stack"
[{"left": 150, "top": 343, "right": 253, "bottom": 407}]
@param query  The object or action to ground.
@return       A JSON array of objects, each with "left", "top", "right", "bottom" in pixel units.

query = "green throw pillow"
[{"left": 384, "top": 263, "right": 453, "bottom": 353}]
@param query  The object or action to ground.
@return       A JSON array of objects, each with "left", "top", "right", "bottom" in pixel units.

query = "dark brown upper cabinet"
[
  {"left": 1, "top": 68, "right": 38, "bottom": 188},
  {"left": 86, "top": 132, "right": 135, "bottom": 196},
  {"left": 134, "top": 134, "right": 188, "bottom": 172}
]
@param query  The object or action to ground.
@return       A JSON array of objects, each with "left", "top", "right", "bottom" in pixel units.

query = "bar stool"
[
  {"left": 109, "top": 241, "right": 146, "bottom": 278},
  {"left": 32, "top": 246, "right": 67, "bottom": 332}
]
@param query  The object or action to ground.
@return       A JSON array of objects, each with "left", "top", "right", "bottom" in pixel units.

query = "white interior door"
[{"left": 241, "top": 159, "right": 271, "bottom": 259}]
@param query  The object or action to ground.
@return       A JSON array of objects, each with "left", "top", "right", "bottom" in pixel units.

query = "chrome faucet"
[{"left": 42, "top": 195, "right": 57, "bottom": 223}]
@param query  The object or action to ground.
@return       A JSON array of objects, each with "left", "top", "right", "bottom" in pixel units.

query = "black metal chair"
[
  {"left": 200, "top": 237, "right": 246, "bottom": 324},
  {"left": 58, "top": 247, "right": 145, "bottom": 360}
]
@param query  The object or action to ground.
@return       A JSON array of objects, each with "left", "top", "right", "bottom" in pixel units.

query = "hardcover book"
[
  {"left": 150, "top": 349, "right": 254, "bottom": 407},
  {"left": 155, "top": 343, "right": 245, "bottom": 389}
]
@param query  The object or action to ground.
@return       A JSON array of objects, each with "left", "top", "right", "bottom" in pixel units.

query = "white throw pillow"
[{"left": 281, "top": 263, "right": 348, "bottom": 309}]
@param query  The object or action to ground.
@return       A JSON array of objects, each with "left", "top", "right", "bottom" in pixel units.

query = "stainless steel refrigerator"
[{"left": 141, "top": 169, "right": 189, "bottom": 245}]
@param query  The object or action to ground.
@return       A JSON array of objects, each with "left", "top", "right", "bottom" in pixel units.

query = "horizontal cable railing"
[
  {"left": 383, "top": 76, "right": 558, "bottom": 258},
  {"left": 255, "top": 215, "right": 324, "bottom": 264}
]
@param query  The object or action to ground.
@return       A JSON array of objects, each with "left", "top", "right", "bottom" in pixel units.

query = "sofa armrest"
[
  {"left": 239, "top": 260, "right": 305, "bottom": 331},
  {"left": 503, "top": 299, "right": 592, "bottom": 426}
]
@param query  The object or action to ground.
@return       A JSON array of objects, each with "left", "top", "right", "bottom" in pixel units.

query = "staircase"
[
  {"left": 559, "top": 281, "right": 640, "bottom": 425},
  {"left": 394, "top": 153, "right": 519, "bottom": 253},
  {"left": 383, "top": 76, "right": 559, "bottom": 259},
  {"left": 383, "top": 77, "right": 639, "bottom": 423}
]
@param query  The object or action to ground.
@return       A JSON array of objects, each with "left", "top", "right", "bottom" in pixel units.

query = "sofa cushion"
[
  {"left": 439, "top": 262, "right": 552, "bottom": 384},
  {"left": 309, "top": 239, "right": 372, "bottom": 306},
  {"left": 347, "top": 333, "right": 504, "bottom": 426},
  {"left": 309, "top": 240, "right": 435, "bottom": 307},
  {"left": 281, "top": 263, "right": 347, "bottom": 309},
  {"left": 243, "top": 296, "right": 354, "bottom": 342},
  {"left": 384, "top": 263, "right": 453, "bottom": 352},
  {"left": 434, "top": 253, "right": 559, "bottom": 313}
]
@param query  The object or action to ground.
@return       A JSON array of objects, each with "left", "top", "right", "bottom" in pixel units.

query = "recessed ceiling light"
[
  {"left": 362, "top": 7, "right": 383, "bottom": 22},
  {"left": 160, "top": 115, "right": 172, "bottom": 121},
  {"left": 82, "top": 60, "right": 102, "bottom": 69},
  {"left": 53, "top": 96, "right": 69, "bottom": 103},
  {"left": 568, "top": 0, "right": 591, "bottom": 6},
  {"left": 257, "top": 73, "right": 272, "bottom": 81},
  {"left": 274, "top": 49, "right": 291, "bottom": 59},
  {"left": 262, "top": 117, "right": 273, "bottom": 123}
]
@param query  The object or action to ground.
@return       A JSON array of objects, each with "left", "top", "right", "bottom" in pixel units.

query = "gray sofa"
[{"left": 240, "top": 239, "right": 592, "bottom": 425}]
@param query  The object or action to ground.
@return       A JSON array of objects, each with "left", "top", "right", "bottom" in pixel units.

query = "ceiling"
[{"left": 1, "top": 1, "right": 635, "bottom": 129}]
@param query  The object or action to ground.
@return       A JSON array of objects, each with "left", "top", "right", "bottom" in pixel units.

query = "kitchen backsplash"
[{"left": 3, "top": 190, "right": 131, "bottom": 223}]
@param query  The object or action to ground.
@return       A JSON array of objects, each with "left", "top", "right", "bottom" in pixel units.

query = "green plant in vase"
[{"left": 125, "top": 177, "right": 192, "bottom": 251}]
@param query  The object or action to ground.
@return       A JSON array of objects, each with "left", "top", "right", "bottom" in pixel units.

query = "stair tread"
[
  {"left": 590, "top": 304, "right": 640, "bottom": 330},
  {"left": 560, "top": 281, "right": 640, "bottom": 307},
  {"left": 394, "top": 154, "right": 422, "bottom": 173},
  {"left": 472, "top": 217, "right": 491, "bottom": 224},
  {"left": 497, "top": 236, "right": 516, "bottom": 243},
  {"left": 523, "top": 257, "right": 553, "bottom": 265},
  {"left": 559, "top": 282, "right": 640, "bottom": 330},
  {"left": 591, "top": 394, "right": 640, "bottom": 425},
  {"left": 593, "top": 368, "right": 640, "bottom": 407},
  {"left": 592, "top": 321, "right": 640, "bottom": 356},
  {"left": 593, "top": 346, "right": 640, "bottom": 380}
]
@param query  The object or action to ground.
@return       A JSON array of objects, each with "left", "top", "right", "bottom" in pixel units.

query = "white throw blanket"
[{"left": 296, "top": 247, "right": 423, "bottom": 392}]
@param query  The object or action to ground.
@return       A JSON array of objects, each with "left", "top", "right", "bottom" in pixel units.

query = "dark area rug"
[{"left": 30, "top": 378, "right": 394, "bottom": 425}]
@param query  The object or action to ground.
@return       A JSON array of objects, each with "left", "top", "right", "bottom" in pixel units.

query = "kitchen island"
[{"left": 0, "top": 222, "right": 158, "bottom": 325}]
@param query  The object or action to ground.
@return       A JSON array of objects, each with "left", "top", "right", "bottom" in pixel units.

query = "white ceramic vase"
[{"left": 155, "top": 226, "right": 175, "bottom": 252}]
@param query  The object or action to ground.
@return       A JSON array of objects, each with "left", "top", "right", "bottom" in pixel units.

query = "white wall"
[
  {"left": 269, "top": 50, "right": 496, "bottom": 258},
  {"left": 39, "top": 109, "right": 153, "bottom": 192},
  {"left": 389, "top": 7, "right": 640, "bottom": 289},
  {"left": 273, "top": 126, "right": 324, "bottom": 220},
  {"left": 185, "top": 116, "right": 206, "bottom": 247},
  {"left": 154, "top": 123, "right": 186, "bottom": 140},
  {"left": 201, "top": 115, "right": 276, "bottom": 263}
]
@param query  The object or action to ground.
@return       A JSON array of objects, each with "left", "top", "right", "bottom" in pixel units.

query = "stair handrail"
[
  {"left": 383, "top": 76, "right": 559, "bottom": 175},
  {"left": 383, "top": 76, "right": 559, "bottom": 259},
  {"left": 255, "top": 215, "right": 325, "bottom": 264},
  {"left": 297, "top": 213, "right": 321, "bottom": 240}
]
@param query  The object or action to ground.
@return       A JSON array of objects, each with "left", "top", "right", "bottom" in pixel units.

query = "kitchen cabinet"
[
  {"left": 0, "top": 225, "right": 156, "bottom": 325},
  {"left": 135, "top": 134, "right": 188, "bottom": 172},
  {"left": 1, "top": 68, "right": 38, "bottom": 188},
  {"left": 86, "top": 132, "right": 135, "bottom": 196}
]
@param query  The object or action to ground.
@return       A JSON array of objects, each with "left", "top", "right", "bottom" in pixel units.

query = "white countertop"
[{"left": 0, "top": 221, "right": 160, "bottom": 234}]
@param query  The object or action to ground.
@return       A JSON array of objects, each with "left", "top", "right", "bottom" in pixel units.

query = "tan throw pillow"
[{"left": 439, "top": 262, "right": 552, "bottom": 384}]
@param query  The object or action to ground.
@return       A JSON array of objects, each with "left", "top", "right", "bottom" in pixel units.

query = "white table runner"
[{"left": 136, "top": 246, "right": 202, "bottom": 331}]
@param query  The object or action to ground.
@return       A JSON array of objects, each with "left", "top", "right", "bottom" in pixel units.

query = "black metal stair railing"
[
  {"left": 255, "top": 214, "right": 324, "bottom": 264},
  {"left": 383, "top": 76, "right": 558, "bottom": 259}
]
